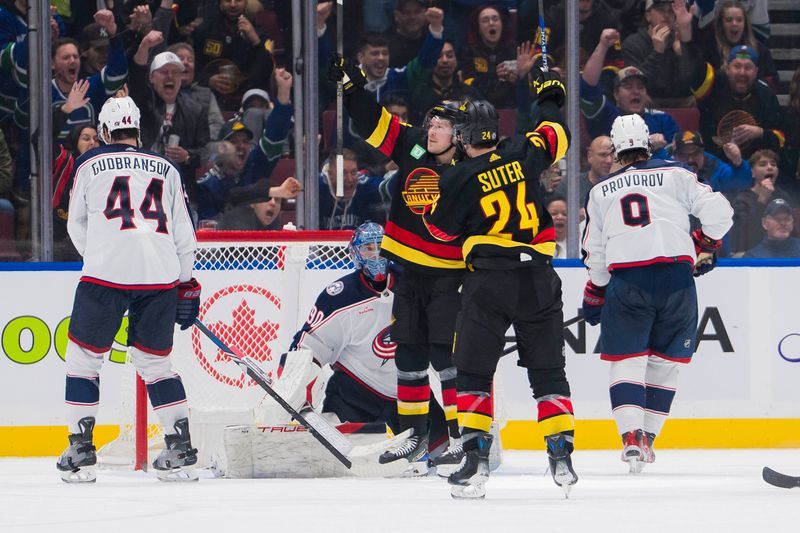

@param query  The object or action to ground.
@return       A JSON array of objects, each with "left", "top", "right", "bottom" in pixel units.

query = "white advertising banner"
[{"left": 1, "top": 265, "right": 800, "bottom": 428}]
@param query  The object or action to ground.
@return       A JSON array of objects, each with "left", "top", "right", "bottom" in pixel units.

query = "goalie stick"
[
  {"left": 193, "top": 319, "right": 411, "bottom": 477},
  {"left": 503, "top": 314, "right": 585, "bottom": 356},
  {"left": 763, "top": 467, "right": 800, "bottom": 489}
]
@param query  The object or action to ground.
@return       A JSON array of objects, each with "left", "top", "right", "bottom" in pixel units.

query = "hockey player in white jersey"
[
  {"left": 581, "top": 114, "right": 733, "bottom": 473},
  {"left": 267, "top": 222, "right": 450, "bottom": 475},
  {"left": 57, "top": 96, "right": 202, "bottom": 483}
]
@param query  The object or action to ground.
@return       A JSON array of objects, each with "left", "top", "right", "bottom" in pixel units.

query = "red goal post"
[{"left": 99, "top": 230, "right": 355, "bottom": 470}]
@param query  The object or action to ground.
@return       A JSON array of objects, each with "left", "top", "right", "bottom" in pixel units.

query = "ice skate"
[
  {"left": 448, "top": 433, "right": 492, "bottom": 499},
  {"left": 56, "top": 417, "right": 97, "bottom": 483},
  {"left": 621, "top": 429, "right": 644, "bottom": 474},
  {"left": 153, "top": 418, "right": 199, "bottom": 482},
  {"left": 641, "top": 431, "right": 656, "bottom": 464},
  {"left": 545, "top": 432, "right": 578, "bottom": 498},
  {"left": 433, "top": 441, "right": 464, "bottom": 477},
  {"left": 379, "top": 432, "right": 429, "bottom": 477}
]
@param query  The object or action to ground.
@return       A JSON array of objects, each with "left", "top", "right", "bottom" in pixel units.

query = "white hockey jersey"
[
  {"left": 582, "top": 159, "right": 733, "bottom": 286},
  {"left": 289, "top": 271, "right": 397, "bottom": 399},
  {"left": 68, "top": 145, "right": 197, "bottom": 288}
]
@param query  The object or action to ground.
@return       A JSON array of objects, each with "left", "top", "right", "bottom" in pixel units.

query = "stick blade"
[{"left": 763, "top": 467, "right": 800, "bottom": 488}]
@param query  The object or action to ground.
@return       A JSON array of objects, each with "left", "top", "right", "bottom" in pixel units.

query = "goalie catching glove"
[
  {"left": 582, "top": 281, "right": 606, "bottom": 326},
  {"left": 327, "top": 54, "right": 367, "bottom": 95},
  {"left": 691, "top": 229, "right": 721, "bottom": 277},
  {"left": 175, "top": 278, "right": 201, "bottom": 330}
]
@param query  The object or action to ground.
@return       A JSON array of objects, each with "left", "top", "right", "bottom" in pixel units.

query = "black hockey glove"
[
  {"left": 531, "top": 67, "right": 566, "bottom": 108},
  {"left": 176, "top": 278, "right": 202, "bottom": 330},
  {"left": 582, "top": 281, "right": 606, "bottom": 326},
  {"left": 691, "top": 229, "right": 721, "bottom": 277},
  {"left": 327, "top": 53, "right": 367, "bottom": 95}
]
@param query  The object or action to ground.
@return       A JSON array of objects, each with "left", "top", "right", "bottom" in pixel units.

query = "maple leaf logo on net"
[{"left": 191, "top": 284, "right": 281, "bottom": 388}]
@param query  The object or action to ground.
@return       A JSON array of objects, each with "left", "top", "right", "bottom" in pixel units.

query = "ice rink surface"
[{"left": 2, "top": 449, "right": 799, "bottom": 533}]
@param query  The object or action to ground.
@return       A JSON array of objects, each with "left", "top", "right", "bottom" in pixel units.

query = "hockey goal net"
[{"left": 98, "top": 230, "right": 355, "bottom": 470}]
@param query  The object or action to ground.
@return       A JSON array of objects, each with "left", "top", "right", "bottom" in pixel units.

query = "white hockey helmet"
[
  {"left": 98, "top": 96, "right": 141, "bottom": 145},
  {"left": 610, "top": 113, "right": 651, "bottom": 159}
]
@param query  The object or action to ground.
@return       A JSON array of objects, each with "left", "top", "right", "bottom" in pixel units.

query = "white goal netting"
[{"left": 98, "top": 230, "right": 355, "bottom": 470}]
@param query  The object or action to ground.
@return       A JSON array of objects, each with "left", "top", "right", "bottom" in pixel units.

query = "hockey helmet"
[
  {"left": 423, "top": 100, "right": 462, "bottom": 130},
  {"left": 454, "top": 99, "right": 498, "bottom": 147},
  {"left": 610, "top": 113, "right": 651, "bottom": 159},
  {"left": 349, "top": 222, "right": 388, "bottom": 282},
  {"left": 98, "top": 96, "right": 141, "bottom": 145}
]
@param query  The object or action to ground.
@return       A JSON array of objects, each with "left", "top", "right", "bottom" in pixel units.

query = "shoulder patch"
[
  {"left": 410, "top": 144, "right": 426, "bottom": 160},
  {"left": 326, "top": 280, "right": 345, "bottom": 296}
]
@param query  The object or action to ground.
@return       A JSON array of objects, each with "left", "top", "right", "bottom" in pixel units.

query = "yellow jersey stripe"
[
  {"left": 462, "top": 235, "right": 556, "bottom": 261},
  {"left": 538, "top": 120, "right": 569, "bottom": 161},
  {"left": 365, "top": 108, "right": 394, "bottom": 148},
  {"left": 382, "top": 235, "right": 466, "bottom": 269},
  {"left": 397, "top": 400, "right": 430, "bottom": 416}
]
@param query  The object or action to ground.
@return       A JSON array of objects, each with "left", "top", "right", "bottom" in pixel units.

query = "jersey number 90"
[{"left": 104, "top": 175, "right": 169, "bottom": 234}]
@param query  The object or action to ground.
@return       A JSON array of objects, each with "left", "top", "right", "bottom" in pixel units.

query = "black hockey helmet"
[
  {"left": 422, "top": 99, "right": 463, "bottom": 129},
  {"left": 454, "top": 99, "right": 498, "bottom": 147}
]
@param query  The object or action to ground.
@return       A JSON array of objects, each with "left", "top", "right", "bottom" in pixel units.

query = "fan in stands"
[{"left": 238, "top": 222, "right": 456, "bottom": 478}]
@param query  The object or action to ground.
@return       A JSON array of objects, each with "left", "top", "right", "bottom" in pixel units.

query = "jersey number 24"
[
  {"left": 479, "top": 181, "right": 540, "bottom": 238},
  {"left": 103, "top": 175, "right": 169, "bottom": 233}
]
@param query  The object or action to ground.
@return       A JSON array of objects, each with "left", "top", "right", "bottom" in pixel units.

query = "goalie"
[{"left": 255, "top": 222, "right": 450, "bottom": 473}]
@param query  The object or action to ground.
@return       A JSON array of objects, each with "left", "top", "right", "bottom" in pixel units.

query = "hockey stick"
[
  {"left": 503, "top": 314, "right": 585, "bottom": 356},
  {"left": 193, "top": 319, "right": 412, "bottom": 477},
  {"left": 763, "top": 467, "right": 800, "bottom": 489},
  {"left": 538, "top": 0, "right": 548, "bottom": 72},
  {"left": 335, "top": 0, "right": 344, "bottom": 197}
]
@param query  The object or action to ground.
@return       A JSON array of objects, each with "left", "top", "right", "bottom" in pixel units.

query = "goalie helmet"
[
  {"left": 98, "top": 96, "right": 141, "bottom": 145},
  {"left": 349, "top": 222, "right": 388, "bottom": 282},
  {"left": 610, "top": 113, "right": 651, "bottom": 158},
  {"left": 454, "top": 99, "right": 498, "bottom": 147}
]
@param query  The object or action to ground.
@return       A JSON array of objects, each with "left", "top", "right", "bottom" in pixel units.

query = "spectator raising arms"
[{"left": 460, "top": 5, "right": 518, "bottom": 108}]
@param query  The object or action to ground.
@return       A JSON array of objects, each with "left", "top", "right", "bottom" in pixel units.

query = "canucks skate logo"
[
  {"left": 372, "top": 326, "right": 396, "bottom": 365},
  {"left": 402, "top": 167, "right": 440, "bottom": 215}
]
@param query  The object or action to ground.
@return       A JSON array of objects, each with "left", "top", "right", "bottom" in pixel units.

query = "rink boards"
[{"left": 1, "top": 261, "right": 799, "bottom": 455}]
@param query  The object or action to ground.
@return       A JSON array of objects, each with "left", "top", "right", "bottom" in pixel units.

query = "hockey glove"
[
  {"left": 691, "top": 229, "right": 721, "bottom": 277},
  {"left": 327, "top": 53, "right": 367, "bottom": 95},
  {"left": 176, "top": 278, "right": 202, "bottom": 330},
  {"left": 531, "top": 67, "right": 566, "bottom": 108},
  {"left": 582, "top": 281, "right": 606, "bottom": 326}
]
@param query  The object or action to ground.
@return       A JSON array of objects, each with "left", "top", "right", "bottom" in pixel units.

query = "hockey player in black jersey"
[
  {"left": 422, "top": 68, "right": 577, "bottom": 498},
  {"left": 328, "top": 56, "right": 465, "bottom": 475}
]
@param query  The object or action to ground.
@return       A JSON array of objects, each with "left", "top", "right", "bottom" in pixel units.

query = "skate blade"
[
  {"left": 553, "top": 463, "right": 578, "bottom": 493},
  {"left": 155, "top": 466, "right": 199, "bottom": 482},
  {"left": 627, "top": 458, "right": 644, "bottom": 474},
  {"left": 60, "top": 465, "right": 97, "bottom": 483},
  {"left": 450, "top": 482, "right": 486, "bottom": 499},
  {"left": 398, "top": 460, "right": 429, "bottom": 478}
]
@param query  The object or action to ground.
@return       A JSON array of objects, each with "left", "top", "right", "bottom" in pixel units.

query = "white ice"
[{"left": 2, "top": 449, "right": 799, "bottom": 533}]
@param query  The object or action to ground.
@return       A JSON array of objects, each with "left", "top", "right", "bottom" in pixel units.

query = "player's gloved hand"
[
  {"left": 176, "top": 278, "right": 202, "bottom": 330},
  {"left": 531, "top": 67, "right": 566, "bottom": 107},
  {"left": 582, "top": 281, "right": 606, "bottom": 326},
  {"left": 327, "top": 53, "right": 367, "bottom": 95},
  {"left": 691, "top": 229, "right": 721, "bottom": 277}
]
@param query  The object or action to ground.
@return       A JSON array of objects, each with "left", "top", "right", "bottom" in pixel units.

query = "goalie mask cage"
[{"left": 98, "top": 230, "right": 355, "bottom": 470}]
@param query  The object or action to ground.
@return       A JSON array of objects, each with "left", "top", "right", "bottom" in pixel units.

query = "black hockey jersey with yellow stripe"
[
  {"left": 345, "top": 89, "right": 465, "bottom": 274},
  {"left": 423, "top": 100, "right": 570, "bottom": 269}
]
